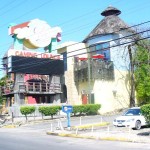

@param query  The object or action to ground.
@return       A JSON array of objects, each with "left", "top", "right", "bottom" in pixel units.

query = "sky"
[{"left": 0, "top": 0, "right": 150, "bottom": 77}]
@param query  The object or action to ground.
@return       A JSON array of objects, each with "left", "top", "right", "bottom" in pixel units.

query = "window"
[
  {"left": 95, "top": 42, "right": 110, "bottom": 61},
  {"left": 124, "top": 108, "right": 141, "bottom": 116}
]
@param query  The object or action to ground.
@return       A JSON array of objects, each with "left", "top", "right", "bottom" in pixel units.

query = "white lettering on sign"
[{"left": 7, "top": 49, "right": 61, "bottom": 59}]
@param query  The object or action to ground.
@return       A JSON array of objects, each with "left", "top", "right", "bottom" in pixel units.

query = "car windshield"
[{"left": 123, "top": 108, "right": 141, "bottom": 116}]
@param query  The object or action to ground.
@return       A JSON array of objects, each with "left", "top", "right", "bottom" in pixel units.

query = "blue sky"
[{"left": 0, "top": 0, "right": 150, "bottom": 76}]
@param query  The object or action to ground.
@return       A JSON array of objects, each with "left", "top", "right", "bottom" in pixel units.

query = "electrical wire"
[
  {"left": 0, "top": 0, "right": 28, "bottom": 17},
  {"left": 0, "top": 0, "right": 147, "bottom": 45},
  {"left": 0, "top": 19, "right": 148, "bottom": 57},
  {"left": 0, "top": 0, "right": 54, "bottom": 28},
  {"left": 1, "top": 25, "right": 150, "bottom": 68},
  {"left": 0, "top": 0, "right": 18, "bottom": 11},
  {"left": 4, "top": 35, "right": 150, "bottom": 73}
]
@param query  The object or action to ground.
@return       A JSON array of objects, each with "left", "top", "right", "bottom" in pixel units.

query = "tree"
[
  {"left": 20, "top": 106, "right": 36, "bottom": 121},
  {"left": 134, "top": 40, "right": 150, "bottom": 105},
  {"left": 0, "top": 75, "right": 7, "bottom": 105}
]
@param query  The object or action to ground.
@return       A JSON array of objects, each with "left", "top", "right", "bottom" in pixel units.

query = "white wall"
[
  {"left": 65, "top": 42, "right": 87, "bottom": 104},
  {"left": 57, "top": 32, "right": 131, "bottom": 113}
]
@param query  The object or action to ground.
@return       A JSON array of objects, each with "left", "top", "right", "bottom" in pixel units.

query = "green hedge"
[
  {"left": 72, "top": 104, "right": 101, "bottom": 116},
  {"left": 141, "top": 104, "right": 150, "bottom": 123},
  {"left": 20, "top": 106, "right": 36, "bottom": 121},
  {"left": 39, "top": 106, "right": 61, "bottom": 119}
]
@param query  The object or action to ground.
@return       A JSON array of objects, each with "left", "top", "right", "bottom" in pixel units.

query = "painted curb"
[
  {"left": 2, "top": 125, "right": 17, "bottom": 128},
  {"left": 72, "top": 122, "right": 109, "bottom": 129},
  {"left": 46, "top": 131, "right": 132, "bottom": 142}
]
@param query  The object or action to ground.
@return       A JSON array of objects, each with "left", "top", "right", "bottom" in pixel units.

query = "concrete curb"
[
  {"left": 71, "top": 122, "right": 109, "bottom": 129},
  {"left": 2, "top": 124, "right": 17, "bottom": 128},
  {"left": 46, "top": 131, "right": 132, "bottom": 142}
]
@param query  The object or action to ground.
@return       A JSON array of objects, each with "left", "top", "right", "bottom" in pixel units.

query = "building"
[
  {"left": 2, "top": 19, "right": 67, "bottom": 112},
  {"left": 57, "top": 6, "right": 135, "bottom": 113}
]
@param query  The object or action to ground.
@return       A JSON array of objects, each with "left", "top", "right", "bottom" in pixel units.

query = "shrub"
[
  {"left": 72, "top": 104, "right": 101, "bottom": 116},
  {"left": 20, "top": 106, "right": 36, "bottom": 121},
  {"left": 72, "top": 105, "right": 79, "bottom": 116},
  {"left": 141, "top": 104, "right": 150, "bottom": 123},
  {"left": 84, "top": 104, "right": 101, "bottom": 115},
  {"left": 72, "top": 105, "right": 86, "bottom": 116},
  {"left": 39, "top": 106, "right": 61, "bottom": 119}
]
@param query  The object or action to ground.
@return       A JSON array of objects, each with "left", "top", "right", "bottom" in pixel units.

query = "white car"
[{"left": 113, "top": 107, "right": 147, "bottom": 130}]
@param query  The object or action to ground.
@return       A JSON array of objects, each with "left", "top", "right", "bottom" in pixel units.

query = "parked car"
[{"left": 113, "top": 107, "right": 147, "bottom": 130}]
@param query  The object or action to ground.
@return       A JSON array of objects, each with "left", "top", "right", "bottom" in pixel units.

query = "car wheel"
[{"left": 134, "top": 120, "right": 142, "bottom": 130}]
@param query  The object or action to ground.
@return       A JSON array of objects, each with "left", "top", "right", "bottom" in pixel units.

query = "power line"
[
  {"left": 0, "top": 0, "right": 54, "bottom": 28},
  {"left": 0, "top": 10, "right": 149, "bottom": 51},
  {"left": 11, "top": 19, "right": 150, "bottom": 53},
  {"left": 3, "top": 34, "right": 150, "bottom": 73},
  {"left": 0, "top": 0, "right": 146, "bottom": 42},
  {"left": 0, "top": 0, "right": 148, "bottom": 50},
  {"left": 67, "top": 28, "right": 150, "bottom": 54},
  {"left": 56, "top": 20, "right": 150, "bottom": 50},
  {"left": 0, "top": 0, "right": 27, "bottom": 17},
  {"left": 0, "top": 0, "right": 18, "bottom": 11},
  {"left": 122, "top": 1, "right": 150, "bottom": 17},
  {"left": 1, "top": 26, "right": 150, "bottom": 68}
]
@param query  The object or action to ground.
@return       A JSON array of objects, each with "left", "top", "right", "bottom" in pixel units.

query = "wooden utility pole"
[
  {"left": 87, "top": 47, "right": 91, "bottom": 104},
  {"left": 128, "top": 45, "right": 135, "bottom": 107}
]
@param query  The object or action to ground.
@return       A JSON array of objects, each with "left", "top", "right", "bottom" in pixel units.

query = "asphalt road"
[
  {"left": 19, "top": 115, "right": 116, "bottom": 131},
  {"left": 14, "top": 114, "right": 149, "bottom": 138},
  {"left": 0, "top": 128, "right": 150, "bottom": 150}
]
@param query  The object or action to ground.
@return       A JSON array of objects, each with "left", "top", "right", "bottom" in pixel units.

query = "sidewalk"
[
  {"left": 46, "top": 126, "right": 150, "bottom": 143},
  {"left": 45, "top": 116, "right": 150, "bottom": 143},
  {"left": 1, "top": 115, "right": 150, "bottom": 143}
]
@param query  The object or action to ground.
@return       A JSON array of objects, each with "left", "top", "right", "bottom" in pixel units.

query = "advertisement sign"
[
  {"left": 9, "top": 19, "right": 62, "bottom": 49},
  {"left": 62, "top": 105, "right": 73, "bottom": 113},
  {"left": 7, "top": 49, "right": 61, "bottom": 59}
]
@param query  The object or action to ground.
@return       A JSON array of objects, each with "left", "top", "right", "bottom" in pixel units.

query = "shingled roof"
[{"left": 83, "top": 6, "right": 133, "bottom": 42}]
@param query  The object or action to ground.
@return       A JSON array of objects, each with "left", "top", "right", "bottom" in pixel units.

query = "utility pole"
[
  {"left": 87, "top": 46, "right": 91, "bottom": 104},
  {"left": 128, "top": 45, "right": 135, "bottom": 107}
]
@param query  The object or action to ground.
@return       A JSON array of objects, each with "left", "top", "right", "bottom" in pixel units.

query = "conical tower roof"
[{"left": 83, "top": 6, "right": 134, "bottom": 42}]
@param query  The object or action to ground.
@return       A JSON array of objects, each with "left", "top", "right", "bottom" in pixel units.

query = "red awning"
[
  {"left": 77, "top": 54, "right": 104, "bottom": 61},
  {"left": 92, "top": 54, "right": 104, "bottom": 59},
  {"left": 77, "top": 57, "right": 88, "bottom": 61}
]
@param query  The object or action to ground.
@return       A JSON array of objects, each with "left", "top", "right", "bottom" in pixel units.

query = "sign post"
[{"left": 62, "top": 105, "right": 73, "bottom": 129}]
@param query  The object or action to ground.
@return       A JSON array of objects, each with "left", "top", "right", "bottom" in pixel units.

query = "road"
[
  {"left": 0, "top": 128, "right": 150, "bottom": 150},
  {"left": 18, "top": 115, "right": 116, "bottom": 131}
]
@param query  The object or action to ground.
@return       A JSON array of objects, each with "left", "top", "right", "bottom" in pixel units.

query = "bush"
[
  {"left": 72, "top": 105, "right": 86, "bottom": 116},
  {"left": 72, "top": 104, "right": 101, "bottom": 116},
  {"left": 39, "top": 106, "right": 61, "bottom": 119},
  {"left": 20, "top": 106, "right": 36, "bottom": 121},
  {"left": 141, "top": 104, "right": 150, "bottom": 123},
  {"left": 84, "top": 104, "right": 101, "bottom": 115}
]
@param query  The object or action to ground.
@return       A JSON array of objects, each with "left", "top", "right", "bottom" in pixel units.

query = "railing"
[
  {"left": 25, "top": 82, "right": 61, "bottom": 93},
  {"left": 74, "top": 60, "right": 114, "bottom": 82},
  {"left": 2, "top": 82, "right": 62, "bottom": 95}
]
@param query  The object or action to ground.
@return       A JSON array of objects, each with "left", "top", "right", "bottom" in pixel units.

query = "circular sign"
[{"left": 24, "top": 20, "right": 52, "bottom": 48}]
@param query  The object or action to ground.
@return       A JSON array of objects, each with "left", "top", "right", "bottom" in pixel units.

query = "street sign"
[
  {"left": 62, "top": 105, "right": 73, "bottom": 113},
  {"left": 62, "top": 105, "right": 73, "bottom": 128}
]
